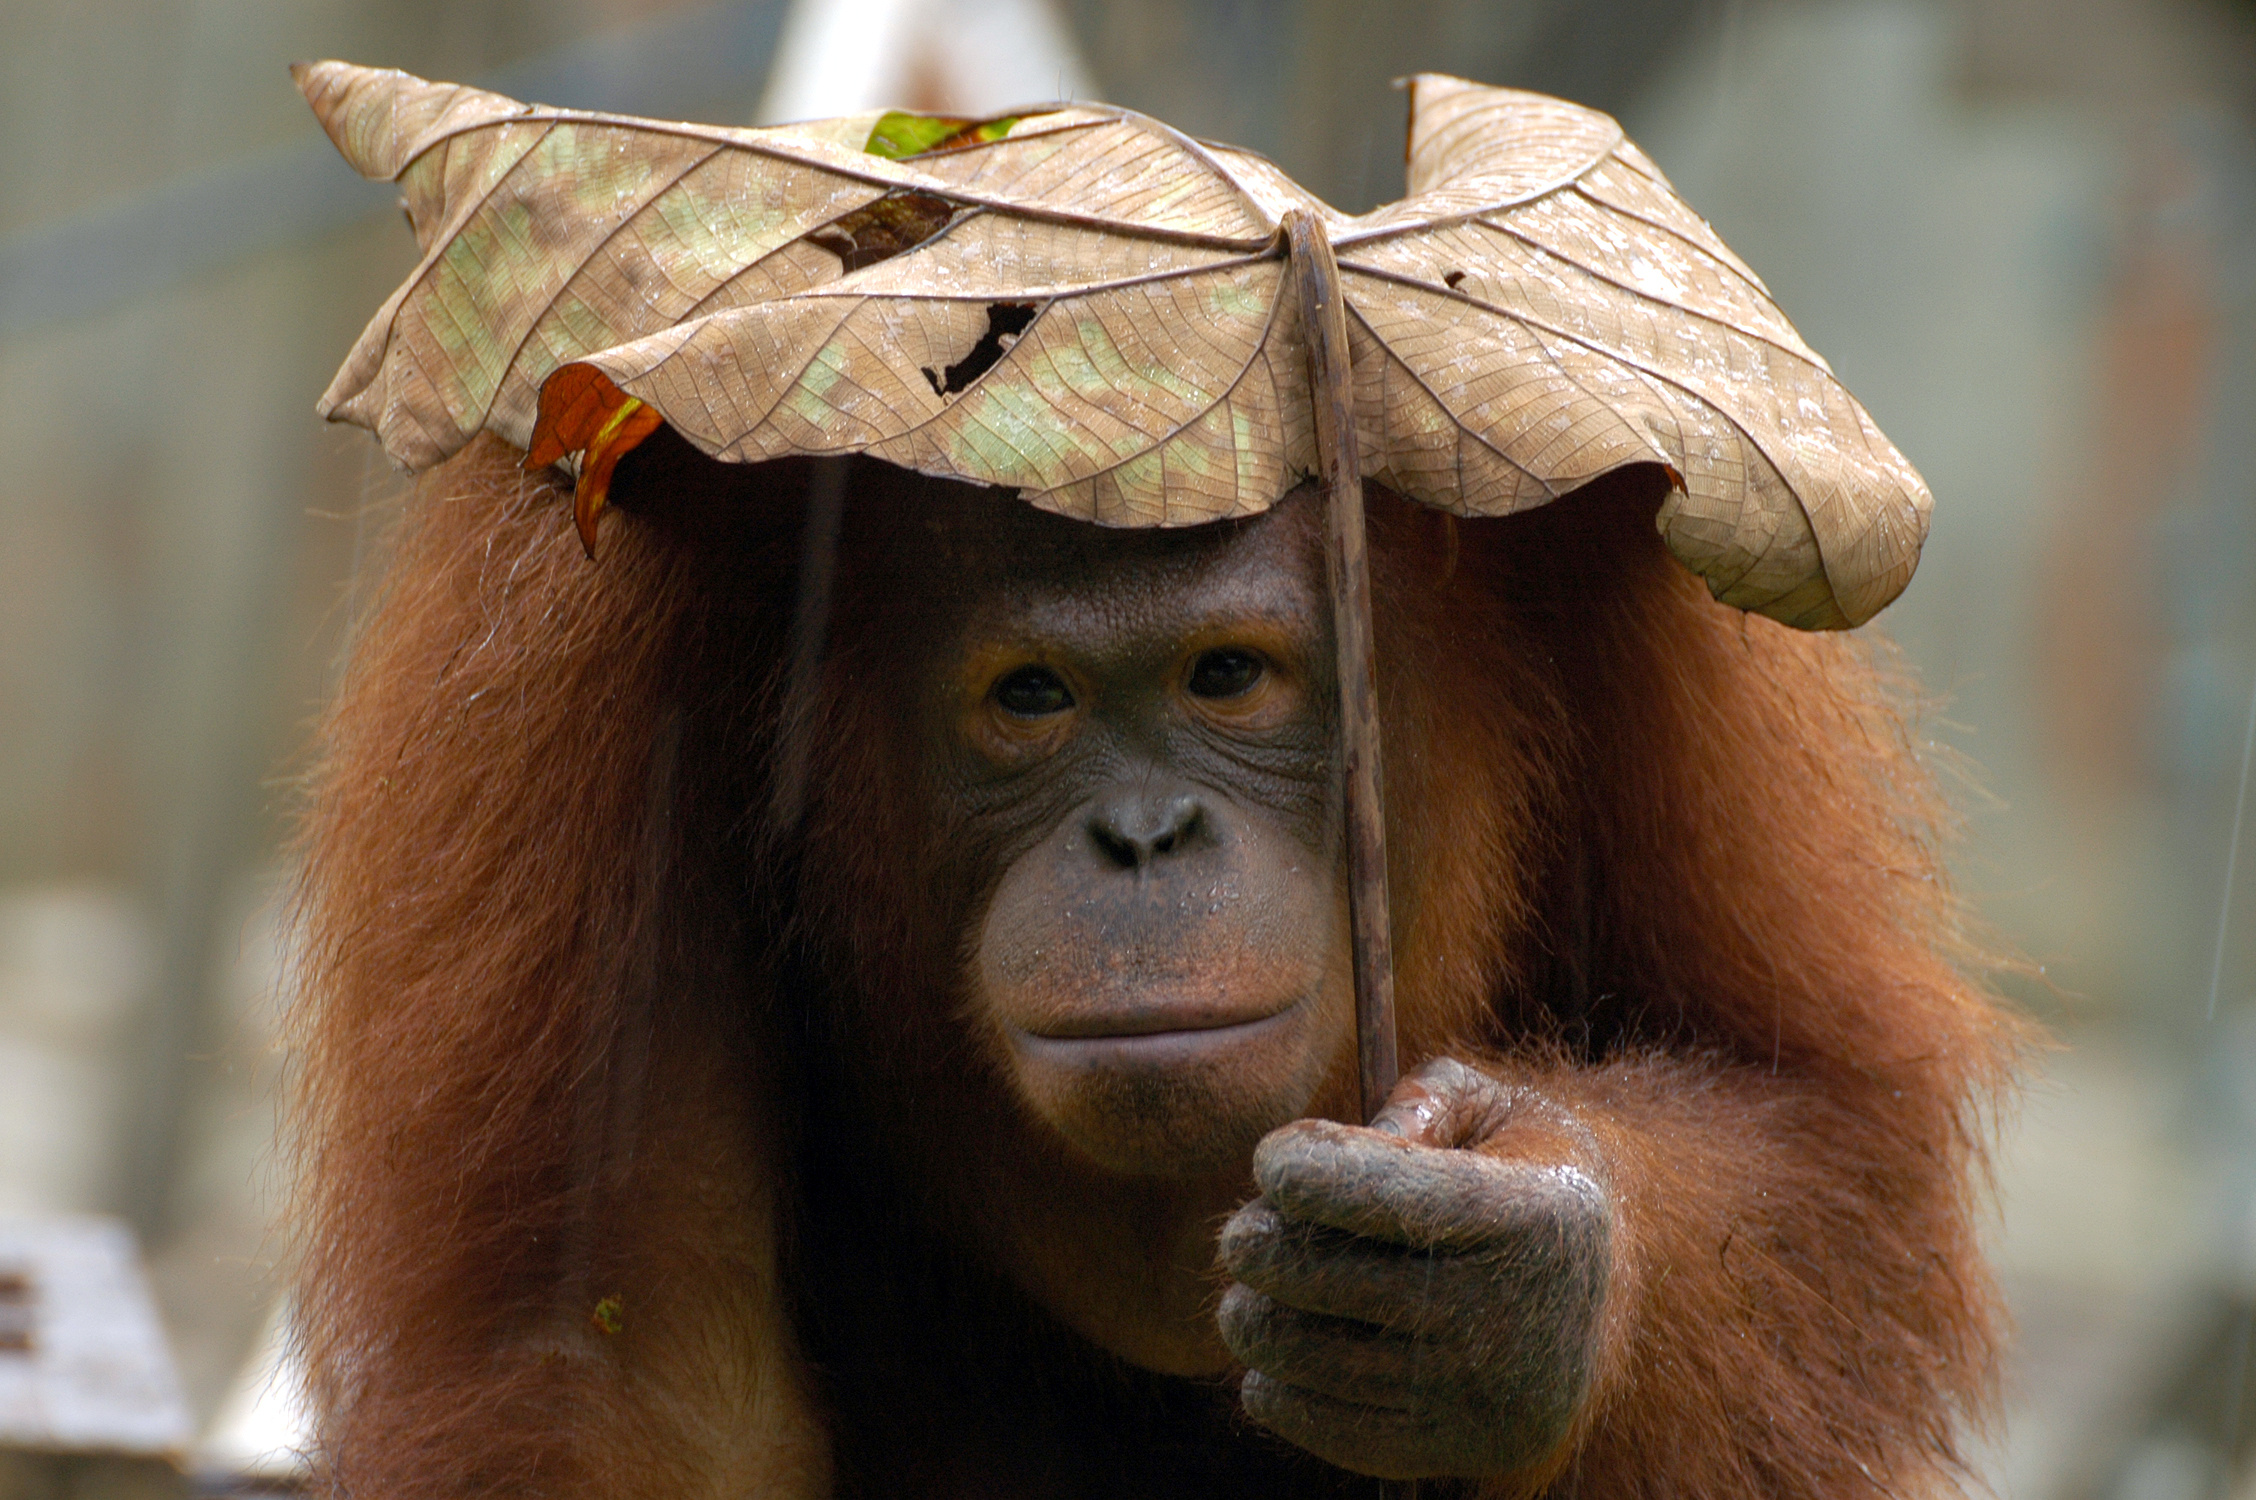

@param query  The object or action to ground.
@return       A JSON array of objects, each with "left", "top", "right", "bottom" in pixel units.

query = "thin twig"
[{"left": 1285, "top": 208, "right": 1399, "bottom": 1122}]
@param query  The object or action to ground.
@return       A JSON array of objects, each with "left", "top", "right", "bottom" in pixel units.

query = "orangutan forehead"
[
  {"left": 908, "top": 484, "right": 1325, "bottom": 592},
  {"left": 993, "top": 562, "right": 1329, "bottom": 674},
  {"left": 911, "top": 491, "right": 1326, "bottom": 639}
]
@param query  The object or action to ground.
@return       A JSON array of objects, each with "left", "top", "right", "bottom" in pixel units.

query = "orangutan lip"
[
  {"left": 1017, "top": 997, "right": 1299, "bottom": 1040},
  {"left": 1011, "top": 1006, "right": 1300, "bottom": 1062}
]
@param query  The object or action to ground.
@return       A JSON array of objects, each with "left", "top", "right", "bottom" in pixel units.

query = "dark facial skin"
[
  {"left": 933, "top": 498, "right": 1351, "bottom": 1179},
  {"left": 885, "top": 487, "right": 1613, "bottom": 1484}
]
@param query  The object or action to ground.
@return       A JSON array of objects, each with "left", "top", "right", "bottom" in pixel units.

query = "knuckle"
[
  {"left": 1217, "top": 1198, "right": 1286, "bottom": 1268},
  {"left": 1215, "top": 1282, "right": 1272, "bottom": 1350},
  {"left": 1256, "top": 1131, "right": 1404, "bottom": 1219},
  {"left": 1383, "top": 1056, "right": 1520, "bottom": 1151},
  {"left": 1240, "top": 1371, "right": 1349, "bottom": 1446},
  {"left": 1251, "top": 1117, "right": 1354, "bottom": 1187},
  {"left": 1237, "top": 1368, "right": 1303, "bottom": 1430},
  {"left": 1241, "top": 1373, "right": 1448, "bottom": 1481},
  {"left": 1404, "top": 1054, "right": 1492, "bottom": 1098}
]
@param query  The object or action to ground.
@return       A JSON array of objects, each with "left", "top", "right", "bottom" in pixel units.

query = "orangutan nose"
[{"left": 1088, "top": 791, "right": 1208, "bottom": 869}]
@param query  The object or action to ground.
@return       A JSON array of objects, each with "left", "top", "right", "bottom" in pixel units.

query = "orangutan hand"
[{"left": 1217, "top": 1057, "right": 1613, "bottom": 1480}]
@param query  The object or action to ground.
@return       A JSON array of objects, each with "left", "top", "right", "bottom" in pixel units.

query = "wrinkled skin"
[
  {"left": 834, "top": 484, "right": 1612, "bottom": 1483},
  {"left": 946, "top": 493, "right": 1349, "bottom": 1183},
  {"left": 1221, "top": 1059, "right": 1611, "bottom": 1479}
]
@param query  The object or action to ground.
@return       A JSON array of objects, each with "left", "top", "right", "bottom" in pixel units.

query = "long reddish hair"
[{"left": 288, "top": 437, "right": 2020, "bottom": 1499}]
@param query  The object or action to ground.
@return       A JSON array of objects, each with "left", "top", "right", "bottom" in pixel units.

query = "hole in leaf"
[
  {"left": 1442, "top": 269, "right": 1466, "bottom": 289},
  {"left": 922, "top": 303, "right": 1040, "bottom": 397},
  {"left": 807, "top": 191, "right": 960, "bottom": 274}
]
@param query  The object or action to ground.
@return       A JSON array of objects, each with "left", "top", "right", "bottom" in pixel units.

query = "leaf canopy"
[{"left": 298, "top": 61, "right": 1931, "bottom": 628}]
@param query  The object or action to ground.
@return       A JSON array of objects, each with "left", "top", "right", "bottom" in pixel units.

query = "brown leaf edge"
[{"left": 522, "top": 107, "right": 1035, "bottom": 552}]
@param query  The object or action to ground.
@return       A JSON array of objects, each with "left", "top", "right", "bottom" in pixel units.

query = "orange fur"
[
  {"left": 1384, "top": 484, "right": 2023, "bottom": 1499},
  {"left": 288, "top": 439, "right": 2021, "bottom": 1498},
  {"left": 287, "top": 437, "right": 829, "bottom": 1499}
]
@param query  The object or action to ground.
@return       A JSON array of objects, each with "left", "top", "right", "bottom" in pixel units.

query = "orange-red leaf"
[{"left": 527, "top": 366, "right": 664, "bottom": 558}]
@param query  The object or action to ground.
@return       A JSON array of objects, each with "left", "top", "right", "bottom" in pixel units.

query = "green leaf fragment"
[{"left": 863, "top": 111, "right": 1020, "bottom": 160}]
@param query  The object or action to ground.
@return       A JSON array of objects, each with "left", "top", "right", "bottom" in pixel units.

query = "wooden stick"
[{"left": 1284, "top": 209, "right": 1399, "bottom": 1126}]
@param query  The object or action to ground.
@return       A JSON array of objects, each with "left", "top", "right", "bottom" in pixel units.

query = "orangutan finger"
[
  {"left": 1252, "top": 1118, "right": 1608, "bottom": 1251},
  {"left": 1218, "top": 1198, "right": 1500, "bottom": 1333},
  {"left": 1238, "top": 1370, "right": 1466, "bottom": 1480}
]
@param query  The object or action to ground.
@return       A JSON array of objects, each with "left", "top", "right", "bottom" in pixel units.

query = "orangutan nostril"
[{"left": 1089, "top": 793, "right": 1205, "bottom": 869}]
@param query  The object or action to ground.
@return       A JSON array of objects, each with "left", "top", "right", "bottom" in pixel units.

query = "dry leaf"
[{"left": 298, "top": 61, "right": 1931, "bottom": 628}]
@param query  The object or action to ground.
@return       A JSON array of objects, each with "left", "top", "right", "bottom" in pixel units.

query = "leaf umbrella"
[{"left": 298, "top": 60, "right": 1934, "bottom": 1122}]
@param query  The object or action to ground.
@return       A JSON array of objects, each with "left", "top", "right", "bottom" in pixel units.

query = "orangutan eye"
[
  {"left": 993, "top": 665, "right": 1075, "bottom": 718},
  {"left": 1186, "top": 648, "right": 1265, "bottom": 699}
]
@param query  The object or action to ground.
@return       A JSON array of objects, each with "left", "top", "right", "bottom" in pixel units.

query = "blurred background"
[{"left": 0, "top": 0, "right": 2250, "bottom": 1493}]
